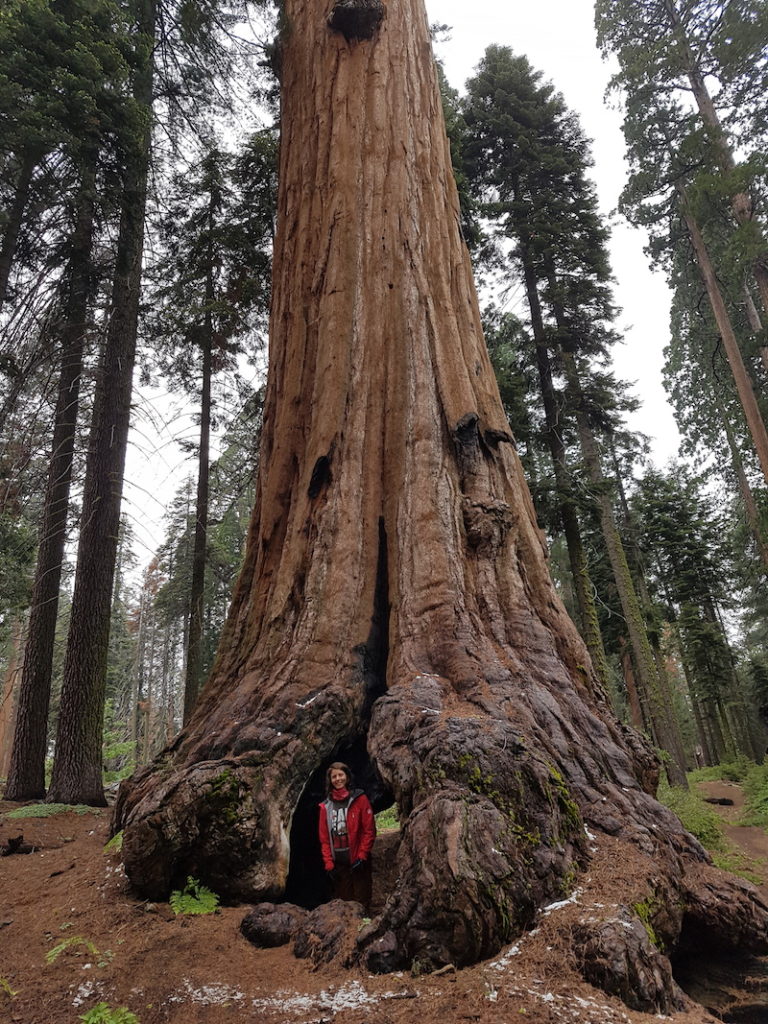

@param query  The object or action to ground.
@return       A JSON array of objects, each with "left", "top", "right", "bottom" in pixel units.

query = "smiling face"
[{"left": 330, "top": 767, "right": 349, "bottom": 791}]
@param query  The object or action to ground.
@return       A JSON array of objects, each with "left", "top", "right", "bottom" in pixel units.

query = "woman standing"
[{"left": 318, "top": 761, "right": 376, "bottom": 912}]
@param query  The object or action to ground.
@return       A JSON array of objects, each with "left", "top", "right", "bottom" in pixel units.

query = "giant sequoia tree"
[{"left": 115, "top": 0, "right": 768, "bottom": 985}]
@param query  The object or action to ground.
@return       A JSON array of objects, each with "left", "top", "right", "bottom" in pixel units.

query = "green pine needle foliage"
[
  {"left": 80, "top": 1003, "right": 139, "bottom": 1024},
  {"left": 169, "top": 877, "right": 220, "bottom": 916},
  {"left": 6, "top": 803, "right": 101, "bottom": 819}
]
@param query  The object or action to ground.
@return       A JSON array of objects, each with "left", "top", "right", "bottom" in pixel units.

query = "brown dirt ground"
[
  {"left": 697, "top": 780, "right": 768, "bottom": 900},
  {"left": 0, "top": 797, "right": 758, "bottom": 1024}
]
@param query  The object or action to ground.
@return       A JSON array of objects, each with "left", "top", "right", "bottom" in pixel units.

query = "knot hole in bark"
[
  {"left": 453, "top": 413, "right": 515, "bottom": 485},
  {"left": 462, "top": 497, "right": 516, "bottom": 556},
  {"left": 328, "top": 0, "right": 385, "bottom": 41},
  {"left": 308, "top": 453, "right": 333, "bottom": 498}
]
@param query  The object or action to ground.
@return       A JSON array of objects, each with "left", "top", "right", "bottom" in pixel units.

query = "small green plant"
[
  {"left": 657, "top": 779, "right": 726, "bottom": 851},
  {"left": 375, "top": 806, "right": 399, "bottom": 831},
  {"left": 740, "top": 761, "right": 768, "bottom": 831},
  {"left": 45, "top": 936, "right": 104, "bottom": 964},
  {"left": 688, "top": 759, "right": 751, "bottom": 784},
  {"left": 632, "top": 897, "right": 662, "bottom": 949},
  {"left": 80, "top": 1003, "right": 139, "bottom": 1024},
  {"left": 169, "top": 876, "right": 220, "bottom": 916},
  {"left": 103, "top": 831, "right": 124, "bottom": 854},
  {"left": 657, "top": 775, "right": 764, "bottom": 884},
  {"left": 0, "top": 977, "right": 18, "bottom": 997},
  {"left": 6, "top": 803, "right": 101, "bottom": 819}
]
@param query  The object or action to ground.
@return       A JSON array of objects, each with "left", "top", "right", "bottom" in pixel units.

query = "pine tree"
[
  {"left": 146, "top": 136, "right": 274, "bottom": 721},
  {"left": 461, "top": 46, "right": 688, "bottom": 783}
]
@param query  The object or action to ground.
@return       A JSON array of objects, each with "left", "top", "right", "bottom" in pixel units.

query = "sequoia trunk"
[{"left": 115, "top": 0, "right": 768, "bottom": 985}]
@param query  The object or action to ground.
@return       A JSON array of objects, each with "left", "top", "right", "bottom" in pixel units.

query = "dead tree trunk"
[{"left": 114, "top": 0, "right": 768, "bottom": 987}]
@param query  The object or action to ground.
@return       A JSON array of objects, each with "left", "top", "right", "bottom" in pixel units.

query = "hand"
[
  {"left": 351, "top": 859, "right": 364, "bottom": 870},
  {"left": 326, "top": 868, "right": 337, "bottom": 880}
]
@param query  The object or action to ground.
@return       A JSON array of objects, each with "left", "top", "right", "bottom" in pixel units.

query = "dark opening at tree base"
[
  {"left": 284, "top": 735, "right": 394, "bottom": 909},
  {"left": 672, "top": 949, "right": 768, "bottom": 1023}
]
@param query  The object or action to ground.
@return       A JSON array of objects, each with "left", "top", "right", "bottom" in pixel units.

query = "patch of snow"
[
  {"left": 296, "top": 694, "right": 320, "bottom": 709},
  {"left": 326, "top": 980, "right": 380, "bottom": 1010},
  {"left": 488, "top": 941, "right": 522, "bottom": 969},
  {"left": 72, "top": 982, "right": 99, "bottom": 1007},
  {"left": 171, "top": 980, "right": 245, "bottom": 1005},
  {"left": 542, "top": 889, "right": 583, "bottom": 914},
  {"left": 250, "top": 992, "right": 316, "bottom": 1014},
  {"left": 250, "top": 980, "right": 401, "bottom": 1017},
  {"left": 530, "top": 990, "right": 555, "bottom": 1002}
]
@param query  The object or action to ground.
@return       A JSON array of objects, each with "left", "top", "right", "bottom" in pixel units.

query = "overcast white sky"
[
  {"left": 429, "top": 0, "right": 682, "bottom": 459},
  {"left": 123, "top": 0, "right": 682, "bottom": 568}
]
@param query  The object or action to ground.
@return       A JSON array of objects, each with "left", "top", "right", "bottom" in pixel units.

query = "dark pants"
[{"left": 332, "top": 857, "right": 372, "bottom": 913}]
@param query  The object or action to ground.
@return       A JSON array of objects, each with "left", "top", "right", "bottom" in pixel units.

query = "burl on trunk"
[{"left": 115, "top": 0, "right": 768, "bottom": 987}]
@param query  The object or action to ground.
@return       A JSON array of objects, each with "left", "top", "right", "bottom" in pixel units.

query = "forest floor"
[{"left": 0, "top": 790, "right": 766, "bottom": 1024}]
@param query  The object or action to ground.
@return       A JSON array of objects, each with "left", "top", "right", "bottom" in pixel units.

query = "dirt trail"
[{"left": 697, "top": 780, "right": 768, "bottom": 899}]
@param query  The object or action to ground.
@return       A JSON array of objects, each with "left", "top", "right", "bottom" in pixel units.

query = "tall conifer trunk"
[
  {"left": 518, "top": 250, "right": 611, "bottom": 695},
  {"left": 0, "top": 618, "right": 24, "bottom": 777},
  {"left": 558, "top": 347, "right": 689, "bottom": 787},
  {"left": 663, "top": 0, "right": 768, "bottom": 324},
  {"left": 182, "top": 213, "right": 215, "bottom": 723},
  {"left": 0, "top": 148, "right": 38, "bottom": 309},
  {"left": 678, "top": 190, "right": 768, "bottom": 485},
  {"left": 114, "top": 0, "right": 767, "bottom": 985},
  {"left": 47, "top": 0, "right": 156, "bottom": 805},
  {"left": 5, "top": 163, "right": 96, "bottom": 800}
]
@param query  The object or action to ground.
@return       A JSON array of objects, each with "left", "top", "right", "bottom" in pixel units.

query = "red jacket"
[{"left": 318, "top": 790, "right": 376, "bottom": 871}]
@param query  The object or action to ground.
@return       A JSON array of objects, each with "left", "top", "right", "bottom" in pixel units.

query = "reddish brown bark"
[
  {"left": 0, "top": 619, "right": 24, "bottom": 778},
  {"left": 115, "top": 0, "right": 768, "bottom": 987},
  {"left": 679, "top": 189, "right": 768, "bottom": 485}
]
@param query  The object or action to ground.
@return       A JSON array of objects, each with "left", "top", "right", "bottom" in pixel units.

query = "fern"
[
  {"left": 0, "top": 977, "right": 18, "bottom": 997},
  {"left": 169, "top": 876, "right": 220, "bottom": 915},
  {"left": 6, "top": 803, "right": 100, "bottom": 819},
  {"left": 80, "top": 1003, "right": 139, "bottom": 1024},
  {"left": 103, "top": 831, "right": 123, "bottom": 854},
  {"left": 46, "top": 936, "right": 103, "bottom": 964}
]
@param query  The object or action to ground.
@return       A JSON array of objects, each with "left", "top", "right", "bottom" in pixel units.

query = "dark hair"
[{"left": 325, "top": 761, "right": 353, "bottom": 796}]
